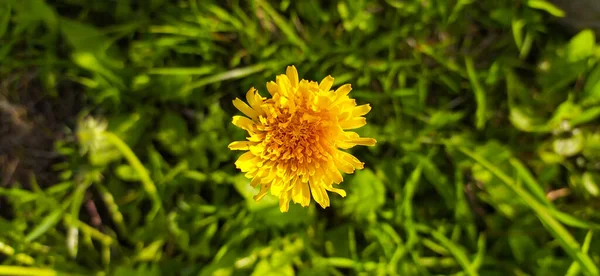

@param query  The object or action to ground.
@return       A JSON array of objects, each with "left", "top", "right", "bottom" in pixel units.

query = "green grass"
[{"left": 1, "top": 0, "right": 600, "bottom": 275}]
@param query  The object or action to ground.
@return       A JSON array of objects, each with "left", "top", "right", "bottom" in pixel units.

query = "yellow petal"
[
  {"left": 244, "top": 169, "right": 258, "bottom": 179},
  {"left": 334, "top": 84, "right": 352, "bottom": 99},
  {"left": 270, "top": 177, "right": 289, "bottom": 196},
  {"left": 340, "top": 151, "right": 364, "bottom": 170},
  {"left": 315, "top": 94, "right": 333, "bottom": 109},
  {"left": 232, "top": 116, "right": 255, "bottom": 132},
  {"left": 234, "top": 151, "right": 258, "bottom": 172},
  {"left": 319, "top": 75, "right": 334, "bottom": 92},
  {"left": 279, "top": 191, "right": 292, "bottom": 212},
  {"left": 343, "top": 131, "right": 360, "bottom": 139},
  {"left": 326, "top": 166, "right": 343, "bottom": 184},
  {"left": 339, "top": 117, "right": 367, "bottom": 130},
  {"left": 250, "top": 176, "right": 262, "bottom": 188},
  {"left": 249, "top": 145, "right": 263, "bottom": 155},
  {"left": 253, "top": 183, "right": 271, "bottom": 201},
  {"left": 245, "top": 87, "right": 264, "bottom": 114},
  {"left": 228, "top": 141, "right": 254, "bottom": 150},
  {"left": 337, "top": 141, "right": 356, "bottom": 149},
  {"left": 324, "top": 185, "right": 346, "bottom": 197},
  {"left": 353, "top": 104, "right": 371, "bottom": 116},
  {"left": 261, "top": 166, "right": 278, "bottom": 184},
  {"left": 248, "top": 133, "right": 265, "bottom": 142},
  {"left": 337, "top": 110, "right": 352, "bottom": 122},
  {"left": 348, "top": 138, "right": 377, "bottom": 146},
  {"left": 309, "top": 180, "right": 329, "bottom": 208},
  {"left": 334, "top": 153, "right": 355, "bottom": 174},
  {"left": 276, "top": 75, "right": 291, "bottom": 97},
  {"left": 291, "top": 181, "right": 310, "bottom": 207},
  {"left": 233, "top": 98, "right": 258, "bottom": 120},
  {"left": 286, "top": 66, "right": 299, "bottom": 87},
  {"left": 266, "top": 81, "right": 279, "bottom": 96}
]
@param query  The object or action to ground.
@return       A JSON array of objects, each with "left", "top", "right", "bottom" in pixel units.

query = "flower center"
[{"left": 263, "top": 106, "right": 330, "bottom": 166}]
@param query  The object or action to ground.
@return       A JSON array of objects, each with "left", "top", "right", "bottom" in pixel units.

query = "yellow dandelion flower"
[{"left": 228, "top": 66, "right": 377, "bottom": 212}]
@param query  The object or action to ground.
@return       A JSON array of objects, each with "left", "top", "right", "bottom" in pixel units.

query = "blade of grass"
[
  {"left": 403, "top": 164, "right": 423, "bottom": 250},
  {"left": 512, "top": 19, "right": 525, "bottom": 50},
  {"left": 509, "top": 158, "right": 551, "bottom": 205},
  {"left": 470, "top": 234, "right": 486, "bottom": 272},
  {"left": 519, "top": 31, "right": 534, "bottom": 59},
  {"left": 348, "top": 227, "right": 358, "bottom": 261},
  {"left": 570, "top": 106, "right": 600, "bottom": 127},
  {"left": 95, "top": 183, "right": 128, "bottom": 235},
  {"left": 510, "top": 158, "right": 600, "bottom": 230},
  {"left": 465, "top": 56, "right": 486, "bottom": 130},
  {"left": 455, "top": 167, "right": 477, "bottom": 242},
  {"left": 64, "top": 215, "right": 113, "bottom": 246},
  {"left": 418, "top": 257, "right": 459, "bottom": 268},
  {"left": 147, "top": 66, "right": 216, "bottom": 75},
  {"left": 0, "top": 266, "right": 56, "bottom": 276},
  {"left": 25, "top": 193, "right": 73, "bottom": 242},
  {"left": 566, "top": 231, "right": 594, "bottom": 276},
  {"left": 548, "top": 209, "right": 600, "bottom": 230},
  {"left": 180, "top": 62, "right": 273, "bottom": 94},
  {"left": 104, "top": 132, "right": 162, "bottom": 220},
  {"left": 528, "top": 0, "right": 565, "bottom": 17},
  {"left": 255, "top": 0, "right": 307, "bottom": 51},
  {"left": 458, "top": 146, "right": 600, "bottom": 276},
  {"left": 431, "top": 230, "right": 479, "bottom": 276},
  {"left": 25, "top": 209, "right": 63, "bottom": 242},
  {"left": 66, "top": 179, "right": 91, "bottom": 258}
]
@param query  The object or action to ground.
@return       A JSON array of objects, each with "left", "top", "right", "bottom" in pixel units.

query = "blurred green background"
[{"left": 2, "top": 0, "right": 600, "bottom": 275}]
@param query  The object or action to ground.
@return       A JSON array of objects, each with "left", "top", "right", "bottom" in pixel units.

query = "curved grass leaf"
[{"left": 459, "top": 146, "right": 599, "bottom": 276}]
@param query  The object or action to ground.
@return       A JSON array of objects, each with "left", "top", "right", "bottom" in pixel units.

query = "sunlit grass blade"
[
  {"left": 0, "top": 266, "right": 57, "bottom": 276},
  {"left": 510, "top": 158, "right": 600, "bottom": 230},
  {"left": 458, "top": 146, "right": 600, "bottom": 276},
  {"left": 470, "top": 234, "right": 486, "bottom": 272},
  {"left": 63, "top": 215, "right": 113, "bottom": 246},
  {"left": 104, "top": 132, "right": 162, "bottom": 220},
  {"left": 25, "top": 194, "right": 73, "bottom": 242},
  {"left": 25, "top": 209, "right": 62, "bottom": 242},
  {"left": 180, "top": 63, "right": 273, "bottom": 94},
  {"left": 566, "top": 231, "right": 594, "bottom": 276}
]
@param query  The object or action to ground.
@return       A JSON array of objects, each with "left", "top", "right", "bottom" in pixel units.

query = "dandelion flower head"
[{"left": 228, "top": 66, "right": 376, "bottom": 212}]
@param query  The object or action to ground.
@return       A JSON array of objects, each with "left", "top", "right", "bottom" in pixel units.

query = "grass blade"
[
  {"left": 148, "top": 66, "right": 216, "bottom": 75},
  {"left": 509, "top": 158, "right": 551, "bottom": 206},
  {"left": 25, "top": 209, "right": 63, "bottom": 242},
  {"left": 181, "top": 62, "right": 272, "bottom": 94},
  {"left": 0, "top": 266, "right": 56, "bottom": 276},
  {"left": 431, "top": 230, "right": 479, "bottom": 276},
  {"left": 403, "top": 164, "right": 423, "bottom": 250},
  {"left": 510, "top": 158, "right": 600, "bottom": 230},
  {"left": 458, "top": 146, "right": 600, "bottom": 276},
  {"left": 255, "top": 0, "right": 307, "bottom": 51},
  {"left": 104, "top": 132, "right": 162, "bottom": 220},
  {"left": 566, "top": 231, "right": 594, "bottom": 276},
  {"left": 465, "top": 56, "right": 486, "bottom": 130}
]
